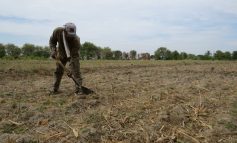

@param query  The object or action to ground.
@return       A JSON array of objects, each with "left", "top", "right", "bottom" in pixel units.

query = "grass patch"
[
  {"left": 1, "top": 123, "right": 26, "bottom": 134},
  {"left": 231, "top": 98, "right": 237, "bottom": 116},
  {"left": 85, "top": 112, "right": 105, "bottom": 124},
  {"left": 1, "top": 59, "right": 233, "bottom": 73},
  {"left": 42, "top": 99, "right": 51, "bottom": 106},
  {"left": 37, "top": 105, "right": 47, "bottom": 112},
  {"left": 57, "top": 98, "right": 66, "bottom": 106},
  {"left": 225, "top": 122, "right": 237, "bottom": 131}
]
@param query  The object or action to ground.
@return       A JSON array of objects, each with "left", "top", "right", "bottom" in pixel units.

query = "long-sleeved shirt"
[{"left": 49, "top": 27, "right": 81, "bottom": 60}]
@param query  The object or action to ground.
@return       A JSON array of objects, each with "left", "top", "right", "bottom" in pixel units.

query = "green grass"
[
  {"left": 2, "top": 123, "right": 27, "bottom": 134},
  {"left": 1, "top": 59, "right": 236, "bottom": 74},
  {"left": 231, "top": 97, "right": 237, "bottom": 116},
  {"left": 225, "top": 122, "right": 237, "bottom": 131},
  {"left": 0, "top": 59, "right": 54, "bottom": 74}
]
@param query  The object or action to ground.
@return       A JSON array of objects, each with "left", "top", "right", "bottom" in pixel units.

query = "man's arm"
[{"left": 49, "top": 28, "right": 58, "bottom": 58}]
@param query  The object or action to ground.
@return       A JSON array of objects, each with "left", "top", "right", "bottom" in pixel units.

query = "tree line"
[
  {"left": 0, "top": 43, "right": 50, "bottom": 59},
  {"left": 154, "top": 47, "right": 237, "bottom": 60},
  {"left": 0, "top": 42, "right": 236, "bottom": 60}
]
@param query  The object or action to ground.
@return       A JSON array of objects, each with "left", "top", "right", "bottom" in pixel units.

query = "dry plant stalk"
[
  {"left": 177, "top": 129, "right": 200, "bottom": 143},
  {"left": 46, "top": 132, "right": 64, "bottom": 141},
  {"left": 8, "top": 120, "right": 23, "bottom": 126},
  {"left": 64, "top": 121, "right": 79, "bottom": 138}
]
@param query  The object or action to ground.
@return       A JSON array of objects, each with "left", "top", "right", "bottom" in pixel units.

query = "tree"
[
  {"left": 122, "top": 52, "right": 129, "bottom": 60},
  {"left": 32, "top": 46, "right": 50, "bottom": 58},
  {"left": 113, "top": 50, "right": 122, "bottom": 60},
  {"left": 150, "top": 55, "right": 155, "bottom": 59},
  {"left": 202, "top": 50, "right": 212, "bottom": 60},
  {"left": 224, "top": 51, "right": 231, "bottom": 60},
  {"left": 180, "top": 52, "right": 188, "bottom": 60},
  {"left": 171, "top": 50, "right": 180, "bottom": 60},
  {"left": 81, "top": 42, "right": 98, "bottom": 60},
  {"left": 154, "top": 47, "right": 171, "bottom": 60},
  {"left": 130, "top": 50, "right": 137, "bottom": 60},
  {"left": 42, "top": 46, "right": 50, "bottom": 58},
  {"left": 96, "top": 47, "right": 102, "bottom": 59},
  {"left": 5, "top": 44, "right": 21, "bottom": 58},
  {"left": 187, "top": 54, "right": 197, "bottom": 60},
  {"left": 214, "top": 50, "right": 225, "bottom": 60},
  {"left": 197, "top": 55, "right": 205, "bottom": 60},
  {"left": 101, "top": 47, "right": 113, "bottom": 60},
  {"left": 140, "top": 53, "right": 151, "bottom": 60},
  {"left": 0, "top": 44, "right": 6, "bottom": 58},
  {"left": 22, "top": 43, "right": 35, "bottom": 56},
  {"left": 205, "top": 51, "right": 211, "bottom": 57},
  {"left": 232, "top": 51, "right": 237, "bottom": 60}
]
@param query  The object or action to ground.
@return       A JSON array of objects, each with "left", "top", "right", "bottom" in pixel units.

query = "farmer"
[{"left": 49, "top": 22, "right": 83, "bottom": 96}]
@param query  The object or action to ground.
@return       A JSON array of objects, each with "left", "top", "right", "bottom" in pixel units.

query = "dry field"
[{"left": 0, "top": 60, "right": 237, "bottom": 143}]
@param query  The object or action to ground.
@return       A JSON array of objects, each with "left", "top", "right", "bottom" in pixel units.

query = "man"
[{"left": 49, "top": 22, "right": 83, "bottom": 96}]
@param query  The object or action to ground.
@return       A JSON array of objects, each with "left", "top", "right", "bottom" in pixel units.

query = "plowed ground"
[{"left": 0, "top": 60, "right": 237, "bottom": 143}]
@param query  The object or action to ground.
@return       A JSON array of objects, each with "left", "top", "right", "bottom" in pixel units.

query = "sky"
[{"left": 0, "top": 0, "right": 237, "bottom": 54}]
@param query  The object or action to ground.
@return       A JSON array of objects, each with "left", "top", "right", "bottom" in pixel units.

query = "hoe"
[{"left": 55, "top": 57, "right": 94, "bottom": 95}]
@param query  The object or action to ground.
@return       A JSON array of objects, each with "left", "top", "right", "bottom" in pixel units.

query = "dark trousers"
[{"left": 53, "top": 57, "right": 82, "bottom": 92}]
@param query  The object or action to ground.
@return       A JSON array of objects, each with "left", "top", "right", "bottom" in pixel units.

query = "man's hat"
[{"left": 64, "top": 22, "right": 76, "bottom": 37}]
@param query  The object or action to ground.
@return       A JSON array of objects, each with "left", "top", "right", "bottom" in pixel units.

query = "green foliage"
[
  {"left": 0, "top": 43, "right": 50, "bottom": 59},
  {"left": 232, "top": 51, "right": 237, "bottom": 60},
  {"left": 113, "top": 50, "right": 122, "bottom": 60},
  {"left": 224, "top": 122, "right": 237, "bottom": 131},
  {"left": 22, "top": 44, "right": 50, "bottom": 58},
  {"left": 205, "top": 50, "right": 212, "bottom": 57},
  {"left": 0, "top": 44, "right": 6, "bottom": 58},
  {"left": 0, "top": 42, "right": 235, "bottom": 61},
  {"left": 201, "top": 51, "right": 213, "bottom": 60},
  {"left": 180, "top": 52, "right": 188, "bottom": 60},
  {"left": 32, "top": 46, "right": 50, "bottom": 58},
  {"left": 187, "top": 54, "right": 197, "bottom": 60},
  {"left": 130, "top": 50, "right": 137, "bottom": 60},
  {"left": 2, "top": 123, "right": 26, "bottom": 134},
  {"left": 85, "top": 112, "right": 105, "bottom": 124},
  {"left": 214, "top": 50, "right": 232, "bottom": 60},
  {"left": 214, "top": 50, "right": 224, "bottom": 60},
  {"left": 139, "top": 53, "right": 151, "bottom": 60},
  {"left": 81, "top": 42, "right": 99, "bottom": 60},
  {"left": 198, "top": 51, "right": 213, "bottom": 60},
  {"left": 154, "top": 47, "right": 199, "bottom": 60},
  {"left": 101, "top": 47, "right": 113, "bottom": 60},
  {"left": 224, "top": 51, "right": 232, "bottom": 60},
  {"left": 122, "top": 52, "right": 129, "bottom": 60},
  {"left": 22, "top": 43, "right": 35, "bottom": 56},
  {"left": 5, "top": 44, "right": 21, "bottom": 58},
  {"left": 171, "top": 50, "right": 180, "bottom": 60},
  {"left": 154, "top": 47, "right": 172, "bottom": 60}
]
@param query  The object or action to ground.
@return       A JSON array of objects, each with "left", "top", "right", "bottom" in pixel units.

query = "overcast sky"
[{"left": 0, "top": 0, "right": 236, "bottom": 54}]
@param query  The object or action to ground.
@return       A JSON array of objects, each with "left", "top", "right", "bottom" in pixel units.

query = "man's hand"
[{"left": 51, "top": 49, "right": 57, "bottom": 59}]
